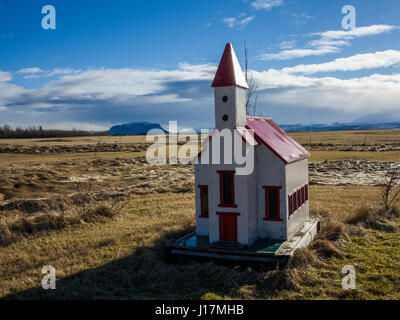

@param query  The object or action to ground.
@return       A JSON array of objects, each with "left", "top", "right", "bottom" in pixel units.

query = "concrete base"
[
  {"left": 167, "top": 219, "right": 320, "bottom": 265},
  {"left": 275, "top": 218, "right": 321, "bottom": 256}
]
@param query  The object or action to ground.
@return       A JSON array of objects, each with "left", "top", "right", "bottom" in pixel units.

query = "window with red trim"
[
  {"left": 289, "top": 184, "right": 310, "bottom": 217},
  {"left": 297, "top": 189, "right": 301, "bottom": 208},
  {"left": 217, "top": 171, "right": 237, "bottom": 207},
  {"left": 198, "top": 185, "right": 209, "bottom": 218},
  {"left": 263, "top": 186, "right": 281, "bottom": 220},
  {"left": 305, "top": 184, "right": 309, "bottom": 201},
  {"left": 300, "top": 187, "right": 304, "bottom": 205},
  {"left": 292, "top": 194, "right": 295, "bottom": 213}
]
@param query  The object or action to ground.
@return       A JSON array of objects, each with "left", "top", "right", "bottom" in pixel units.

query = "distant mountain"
[
  {"left": 277, "top": 112, "right": 400, "bottom": 131},
  {"left": 110, "top": 118, "right": 400, "bottom": 135},
  {"left": 280, "top": 121, "right": 400, "bottom": 132},
  {"left": 351, "top": 112, "right": 400, "bottom": 124},
  {"left": 109, "top": 122, "right": 168, "bottom": 135}
]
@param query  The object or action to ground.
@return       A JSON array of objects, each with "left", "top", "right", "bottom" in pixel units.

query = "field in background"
[
  {"left": 0, "top": 135, "right": 147, "bottom": 146},
  {"left": 0, "top": 129, "right": 399, "bottom": 299},
  {"left": 1, "top": 128, "right": 400, "bottom": 145},
  {"left": 290, "top": 129, "right": 400, "bottom": 145}
]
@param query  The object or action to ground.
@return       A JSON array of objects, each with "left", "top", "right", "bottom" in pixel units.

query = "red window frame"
[
  {"left": 305, "top": 184, "right": 309, "bottom": 202},
  {"left": 263, "top": 186, "right": 282, "bottom": 221},
  {"left": 289, "top": 184, "right": 310, "bottom": 218},
  {"left": 217, "top": 170, "right": 237, "bottom": 208},
  {"left": 290, "top": 193, "right": 296, "bottom": 216},
  {"left": 297, "top": 189, "right": 301, "bottom": 208},
  {"left": 300, "top": 187, "right": 304, "bottom": 206},
  {"left": 198, "top": 185, "right": 209, "bottom": 218}
]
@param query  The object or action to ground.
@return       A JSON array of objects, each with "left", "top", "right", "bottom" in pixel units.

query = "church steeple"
[
  {"left": 212, "top": 43, "right": 248, "bottom": 130},
  {"left": 212, "top": 43, "right": 249, "bottom": 89}
]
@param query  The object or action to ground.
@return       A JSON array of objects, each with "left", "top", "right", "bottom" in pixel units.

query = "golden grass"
[
  {"left": 0, "top": 151, "right": 147, "bottom": 166},
  {"left": 0, "top": 129, "right": 399, "bottom": 299},
  {"left": 0, "top": 186, "right": 398, "bottom": 299},
  {"left": 1, "top": 129, "right": 399, "bottom": 147},
  {"left": 310, "top": 151, "right": 400, "bottom": 162},
  {"left": 290, "top": 129, "right": 400, "bottom": 145},
  {"left": 0, "top": 135, "right": 148, "bottom": 146},
  {"left": 0, "top": 193, "right": 196, "bottom": 298}
]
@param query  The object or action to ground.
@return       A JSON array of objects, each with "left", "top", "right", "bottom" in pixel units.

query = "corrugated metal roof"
[
  {"left": 246, "top": 116, "right": 311, "bottom": 163},
  {"left": 211, "top": 43, "right": 249, "bottom": 89}
]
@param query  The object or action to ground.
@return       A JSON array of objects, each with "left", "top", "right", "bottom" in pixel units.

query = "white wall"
[
  {"left": 195, "top": 132, "right": 256, "bottom": 245},
  {"left": 195, "top": 126, "right": 310, "bottom": 243},
  {"left": 255, "top": 145, "right": 287, "bottom": 240},
  {"left": 194, "top": 162, "right": 210, "bottom": 236},
  {"left": 285, "top": 158, "right": 309, "bottom": 239},
  {"left": 214, "top": 87, "right": 246, "bottom": 130}
]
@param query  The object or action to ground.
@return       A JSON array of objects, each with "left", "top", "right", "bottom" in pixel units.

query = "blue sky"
[{"left": 1, "top": 0, "right": 400, "bottom": 130}]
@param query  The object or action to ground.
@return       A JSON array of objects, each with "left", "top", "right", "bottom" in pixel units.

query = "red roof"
[
  {"left": 246, "top": 116, "right": 311, "bottom": 163},
  {"left": 211, "top": 43, "right": 249, "bottom": 89}
]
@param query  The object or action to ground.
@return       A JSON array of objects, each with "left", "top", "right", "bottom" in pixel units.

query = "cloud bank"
[
  {"left": 259, "top": 25, "right": 398, "bottom": 60},
  {"left": 1, "top": 47, "right": 400, "bottom": 128},
  {"left": 251, "top": 0, "right": 283, "bottom": 11}
]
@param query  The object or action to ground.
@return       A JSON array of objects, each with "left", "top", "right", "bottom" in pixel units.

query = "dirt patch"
[
  {"left": 309, "top": 160, "right": 400, "bottom": 185},
  {"left": 0, "top": 143, "right": 150, "bottom": 154},
  {"left": 305, "top": 143, "right": 400, "bottom": 152},
  {"left": 345, "top": 206, "right": 398, "bottom": 233}
]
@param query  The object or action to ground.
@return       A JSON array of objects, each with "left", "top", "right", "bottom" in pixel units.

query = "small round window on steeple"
[
  {"left": 222, "top": 96, "right": 228, "bottom": 102},
  {"left": 222, "top": 114, "right": 229, "bottom": 121}
]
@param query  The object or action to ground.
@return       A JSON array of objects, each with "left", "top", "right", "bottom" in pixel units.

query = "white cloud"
[
  {"left": 45, "top": 68, "right": 82, "bottom": 77},
  {"left": 2, "top": 60, "right": 400, "bottom": 128},
  {"left": 0, "top": 63, "right": 218, "bottom": 128},
  {"left": 0, "top": 63, "right": 216, "bottom": 109},
  {"left": 260, "top": 48, "right": 337, "bottom": 60},
  {"left": 222, "top": 17, "right": 236, "bottom": 28},
  {"left": 251, "top": 0, "right": 283, "bottom": 10},
  {"left": 0, "top": 70, "right": 12, "bottom": 82},
  {"left": 16, "top": 67, "right": 44, "bottom": 74},
  {"left": 222, "top": 14, "right": 255, "bottom": 29},
  {"left": 292, "top": 13, "right": 313, "bottom": 20},
  {"left": 316, "top": 25, "right": 397, "bottom": 40},
  {"left": 279, "top": 40, "right": 297, "bottom": 50},
  {"left": 41, "top": 121, "right": 110, "bottom": 131},
  {"left": 259, "top": 25, "right": 398, "bottom": 60},
  {"left": 250, "top": 69, "right": 400, "bottom": 113},
  {"left": 13, "top": 67, "right": 82, "bottom": 79},
  {"left": 282, "top": 50, "right": 400, "bottom": 74}
]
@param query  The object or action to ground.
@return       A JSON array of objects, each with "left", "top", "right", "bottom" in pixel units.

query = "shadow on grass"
[{"left": 3, "top": 225, "right": 295, "bottom": 300}]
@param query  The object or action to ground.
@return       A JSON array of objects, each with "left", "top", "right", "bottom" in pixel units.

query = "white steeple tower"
[{"left": 211, "top": 43, "right": 249, "bottom": 130}]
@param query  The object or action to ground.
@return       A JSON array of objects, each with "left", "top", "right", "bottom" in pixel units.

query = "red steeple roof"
[{"left": 212, "top": 43, "right": 249, "bottom": 89}]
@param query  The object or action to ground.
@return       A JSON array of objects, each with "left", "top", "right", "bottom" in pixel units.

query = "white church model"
[{"left": 194, "top": 43, "right": 311, "bottom": 246}]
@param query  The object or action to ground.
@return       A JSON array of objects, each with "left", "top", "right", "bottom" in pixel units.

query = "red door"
[{"left": 218, "top": 213, "right": 238, "bottom": 242}]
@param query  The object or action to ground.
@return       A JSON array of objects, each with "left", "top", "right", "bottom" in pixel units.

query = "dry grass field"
[{"left": 0, "top": 129, "right": 399, "bottom": 299}]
